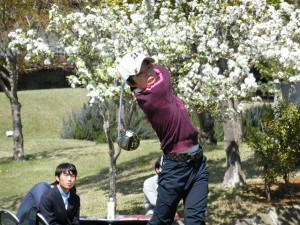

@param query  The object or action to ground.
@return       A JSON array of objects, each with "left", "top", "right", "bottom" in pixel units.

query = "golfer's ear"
[{"left": 147, "top": 76, "right": 156, "bottom": 86}]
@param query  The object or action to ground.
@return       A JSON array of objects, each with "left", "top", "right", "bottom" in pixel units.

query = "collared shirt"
[
  {"left": 134, "top": 65, "right": 199, "bottom": 155},
  {"left": 57, "top": 185, "right": 70, "bottom": 210}
]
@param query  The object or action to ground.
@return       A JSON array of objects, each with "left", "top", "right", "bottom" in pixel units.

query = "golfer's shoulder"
[{"left": 154, "top": 65, "right": 170, "bottom": 75}]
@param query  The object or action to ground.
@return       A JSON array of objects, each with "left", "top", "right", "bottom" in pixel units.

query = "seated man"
[
  {"left": 17, "top": 181, "right": 77, "bottom": 219},
  {"left": 17, "top": 182, "right": 51, "bottom": 219},
  {"left": 143, "top": 157, "right": 161, "bottom": 216},
  {"left": 39, "top": 162, "right": 80, "bottom": 225}
]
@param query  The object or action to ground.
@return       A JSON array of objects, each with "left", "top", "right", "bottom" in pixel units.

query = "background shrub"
[
  {"left": 60, "top": 103, "right": 107, "bottom": 142},
  {"left": 60, "top": 101, "right": 156, "bottom": 143},
  {"left": 246, "top": 101, "right": 300, "bottom": 201}
]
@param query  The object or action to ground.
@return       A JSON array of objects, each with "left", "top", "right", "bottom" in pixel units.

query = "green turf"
[{"left": 1, "top": 88, "right": 295, "bottom": 224}]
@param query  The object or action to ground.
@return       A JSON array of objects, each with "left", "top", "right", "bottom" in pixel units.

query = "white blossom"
[{"left": 39, "top": 0, "right": 300, "bottom": 118}]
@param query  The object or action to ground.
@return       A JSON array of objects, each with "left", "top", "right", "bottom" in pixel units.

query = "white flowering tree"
[
  {"left": 0, "top": 29, "right": 51, "bottom": 160},
  {"left": 46, "top": 3, "right": 145, "bottom": 201},
  {"left": 47, "top": 0, "right": 300, "bottom": 202},
  {"left": 134, "top": 0, "right": 300, "bottom": 187},
  {"left": 129, "top": 0, "right": 298, "bottom": 188},
  {"left": 0, "top": 0, "right": 81, "bottom": 160},
  {"left": 180, "top": 0, "right": 300, "bottom": 187},
  {"left": 121, "top": 0, "right": 256, "bottom": 187},
  {"left": 45, "top": 0, "right": 197, "bottom": 200}
]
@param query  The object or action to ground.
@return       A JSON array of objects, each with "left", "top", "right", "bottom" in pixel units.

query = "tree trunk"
[
  {"left": 101, "top": 103, "right": 121, "bottom": 213},
  {"left": 197, "top": 112, "right": 217, "bottom": 145},
  {"left": 11, "top": 98, "right": 24, "bottom": 160},
  {"left": 100, "top": 97, "right": 136, "bottom": 215},
  {"left": 264, "top": 179, "right": 271, "bottom": 202},
  {"left": 0, "top": 62, "right": 25, "bottom": 160},
  {"left": 102, "top": 108, "right": 116, "bottom": 199},
  {"left": 222, "top": 100, "right": 245, "bottom": 188},
  {"left": 103, "top": 120, "right": 117, "bottom": 198}
]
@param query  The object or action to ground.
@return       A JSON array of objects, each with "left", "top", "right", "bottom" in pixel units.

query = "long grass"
[{"left": 0, "top": 88, "right": 298, "bottom": 224}]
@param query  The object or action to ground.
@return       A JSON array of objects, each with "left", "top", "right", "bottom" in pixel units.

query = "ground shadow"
[{"left": 76, "top": 152, "right": 161, "bottom": 196}]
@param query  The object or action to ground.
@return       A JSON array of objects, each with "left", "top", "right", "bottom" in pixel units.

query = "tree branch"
[
  {"left": 0, "top": 65, "right": 10, "bottom": 81},
  {"left": 0, "top": 71, "right": 12, "bottom": 100}
]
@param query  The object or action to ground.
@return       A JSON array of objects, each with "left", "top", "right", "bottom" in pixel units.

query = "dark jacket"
[
  {"left": 19, "top": 207, "right": 38, "bottom": 225},
  {"left": 39, "top": 185, "right": 80, "bottom": 225},
  {"left": 17, "top": 182, "right": 51, "bottom": 219}
]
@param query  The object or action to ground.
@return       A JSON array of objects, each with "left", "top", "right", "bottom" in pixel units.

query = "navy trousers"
[{"left": 147, "top": 155, "right": 209, "bottom": 225}]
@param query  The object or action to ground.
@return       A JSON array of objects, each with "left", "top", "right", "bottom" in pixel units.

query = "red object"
[{"left": 115, "top": 215, "right": 148, "bottom": 220}]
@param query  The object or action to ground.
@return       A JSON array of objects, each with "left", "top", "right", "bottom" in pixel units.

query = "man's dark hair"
[
  {"left": 127, "top": 76, "right": 136, "bottom": 86},
  {"left": 55, "top": 163, "right": 77, "bottom": 178}
]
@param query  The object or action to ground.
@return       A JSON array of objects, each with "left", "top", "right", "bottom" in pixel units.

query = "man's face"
[
  {"left": 56, "top": 170, "right": 76, "bottom": 193},
  {"left": 131, "top": 60, "right": 157, "bottom": 89}
]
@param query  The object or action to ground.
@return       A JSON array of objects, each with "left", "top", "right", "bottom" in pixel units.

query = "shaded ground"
[
  {"left": 231, "top": 176, "right": 300, "bottom": 225},
  {"left": 242, "top": 176, "right": 300, "bottom": 206},
  {"left": 172, "top": 177, "right": 300, "bottom": 225},
  {"left": 206, "top": 175, "right": 300, "bottom": 224}
]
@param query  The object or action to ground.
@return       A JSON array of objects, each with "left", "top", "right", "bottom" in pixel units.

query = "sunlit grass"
[{"left": 1, "top": 89, "right": 299, "bottom": 224}]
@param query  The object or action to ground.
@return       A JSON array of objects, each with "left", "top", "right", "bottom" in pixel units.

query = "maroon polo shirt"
[{"left": 134, "top": 65, "right": 199, "bottom": 155}]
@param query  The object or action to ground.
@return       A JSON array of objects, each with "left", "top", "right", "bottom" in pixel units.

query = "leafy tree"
[
  {"left": 246, "top": 101, "right": 300, "bottom": 201},
  {"left": 0, "top": 29, "right": 51, "bottom": 160},
  {"left": 0, "top": 0, "right": 83, "bottom": 160}
]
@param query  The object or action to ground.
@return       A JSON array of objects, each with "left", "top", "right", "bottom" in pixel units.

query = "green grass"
[{"left": 0, "top": 88, "right": 298, "bottom": 224}]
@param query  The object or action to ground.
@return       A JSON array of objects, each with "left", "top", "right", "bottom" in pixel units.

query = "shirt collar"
[
  {"left": 57, "top": 184, "right": 70, "bottom": 198},
  {"left": 133, "top": 88, "right": 142, "bottom": 93}
]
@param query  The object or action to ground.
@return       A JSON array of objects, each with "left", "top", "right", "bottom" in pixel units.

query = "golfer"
[{"left": 117, "top": 52, "right": 209, "bottom": 225}]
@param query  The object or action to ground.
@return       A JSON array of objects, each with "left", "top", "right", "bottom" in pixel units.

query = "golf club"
[{"left": 117, "top": 81, "right": 140, "bottom": 151}]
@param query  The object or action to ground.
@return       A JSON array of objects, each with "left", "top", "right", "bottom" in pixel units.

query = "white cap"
[{"left": 117, "top": 52, "right": 154, "bottom": 81}]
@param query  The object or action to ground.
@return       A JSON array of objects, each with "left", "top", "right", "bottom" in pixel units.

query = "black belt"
[{"left": 166, "top": 150, "right": 203, "bottom": 164}]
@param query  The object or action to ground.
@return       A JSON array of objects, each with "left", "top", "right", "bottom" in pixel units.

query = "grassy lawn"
[{"left": 0, "top": 88, "right": 299, "bottom": 224}]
